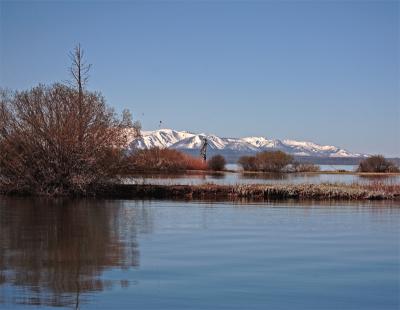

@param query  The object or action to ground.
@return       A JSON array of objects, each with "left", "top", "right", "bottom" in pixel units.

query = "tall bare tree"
[
  {"left": 0, "top": 46, "right": 139, "bottom": 195},
  {"left": 69, "top": 44, "right": 91, "bottom": 97},
  {"left": 0, "top": 45, "right": 146, "bottom": 195},
  {"left": 68, "top": 44, "right": 92, "bottom": 143}
]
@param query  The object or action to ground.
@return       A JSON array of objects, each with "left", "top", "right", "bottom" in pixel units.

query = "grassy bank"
[{"left": 99, "top": 182, "right": 400, "bottom": 201}]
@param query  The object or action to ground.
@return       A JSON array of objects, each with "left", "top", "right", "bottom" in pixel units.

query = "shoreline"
[
  {"left": 125, "top": 169, "right": 400, "bottom": 176},
  {"left": 96, "top": 183, "right": 400, "bottom": 201}
]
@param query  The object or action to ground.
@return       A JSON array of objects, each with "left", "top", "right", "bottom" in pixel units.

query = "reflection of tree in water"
[{"left": 0, "top": 198, "right": 147, "bottom": 308}]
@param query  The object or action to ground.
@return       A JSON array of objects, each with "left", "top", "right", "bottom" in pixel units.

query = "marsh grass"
[{"left": 101, "top": 182, "right": 400, "bottom": 201}]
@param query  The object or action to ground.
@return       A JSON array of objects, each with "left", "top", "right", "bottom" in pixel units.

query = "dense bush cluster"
[
  {"left": 357, "top": 155, "right": 399, "bottom": 173},
  {"left": 207, "top": 155, "right": 226, "bottom": 171},
  {"left": 126, "top": 147, "right": 207, "bottom": 172},
  {"left": 238, "top": 151, "right": 293, "bottom": 172},
  {"left": 0, "top": 84, "right": 132, "bottom": 195}
]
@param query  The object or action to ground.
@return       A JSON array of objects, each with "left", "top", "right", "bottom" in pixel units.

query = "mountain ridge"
[{"left": 127, "top": 128, "right": 367, "bottom": 158}]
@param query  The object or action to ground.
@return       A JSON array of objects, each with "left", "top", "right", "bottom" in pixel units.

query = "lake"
[
  {"left": 226, "top": 164, "right": 359, "bottom": 172},
  {"left": 0, "top": 197, "right": 399, "bottom": 309},
  {"left": 125, "top": 171, "right": 400, "bottom": 186}
]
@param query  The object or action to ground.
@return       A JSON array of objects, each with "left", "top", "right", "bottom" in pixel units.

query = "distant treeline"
[
  {"left": 237, "top": 151, "right": 319, "bottom": 173},
  {"left": 179, "top": 149, "right": 400, "bottom": 166}
]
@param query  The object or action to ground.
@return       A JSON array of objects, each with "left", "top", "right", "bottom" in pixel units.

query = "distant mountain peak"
[{"left": 128, "top": 128, "right": 365, "bottom": 158}]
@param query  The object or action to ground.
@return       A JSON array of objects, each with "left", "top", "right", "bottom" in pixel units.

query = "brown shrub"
[
  {"left": 0, "top": 85, "right": 131, "bottom": 195},
  {"left": 184, "top": 154, "right": 208, "bottom": 171},
  {"left": 365, "top": 181, "right": 400, "bottom": 194},
  {"left": 238, "top": 151, "right": 293, "bottom": 172},
  {"left": 357, "top": 155, "right": 399, "bottom": 173},
  {"left": 238, "top": 156, "right": 257, "bottom": 171},
  {"left": 126, "top": 148, "right": 207, "bottom": 172},
  {"left": 0, "top": 46, "right": 140, "bottom": 196},
  {"left": 207, "top": 155, "right": 226, "bottom": 171},
  {"left": 292, "top": 163, "right": 320, "bottom": 172}
]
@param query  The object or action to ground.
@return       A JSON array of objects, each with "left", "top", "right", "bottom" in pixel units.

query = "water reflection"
[
  {"left": 0, "top": 198, "right": 146, "bottom": 308},
  {"left": 1, "top": 198, "right": 399, "bottom": 310},
  {"left": 124, "top": 171, "right": 400, "bottom": 186}
]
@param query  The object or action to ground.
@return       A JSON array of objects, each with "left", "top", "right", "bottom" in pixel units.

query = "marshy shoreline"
[
  {"left": 2, "top": 171, "right": 400, "bottom": 201},
  {"left": 97, "top": 182, "right": 400, "bottom": 201}
]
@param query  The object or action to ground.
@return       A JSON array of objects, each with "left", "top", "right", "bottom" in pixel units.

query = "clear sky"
[{"left": 1, "top": 0, "right": 399, "bottom": 156}]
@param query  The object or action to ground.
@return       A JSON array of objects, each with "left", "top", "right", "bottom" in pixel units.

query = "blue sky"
[{"left": 1, "top": 1, "right": 399, "bottom": 156}]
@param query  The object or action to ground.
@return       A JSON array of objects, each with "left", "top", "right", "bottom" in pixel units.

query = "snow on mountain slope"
[
  {"left": 128, "top": 129, "right": 195, "bottom": 149},
  {"left": 242, "top": 137, "right": 281, "bottom": 149},
  {"left": 128, "top": 129, "right": 365, "bottom": 158},
  {"left": 171, "top": 134, "right": 227, "bottom": 149}
]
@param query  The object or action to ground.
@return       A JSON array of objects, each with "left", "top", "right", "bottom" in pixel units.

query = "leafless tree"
[
  {"left": 68, "top": 43, "right": 91, "bottom": 96},
  {"left": 67, "top": 44, "right": 93, "bottom": 143},
  {"left": 0, "top": 46, "right": 140, "bottom": 195},
  {"left": 357, "top": 155, "right": 399, "bottom": 173}
]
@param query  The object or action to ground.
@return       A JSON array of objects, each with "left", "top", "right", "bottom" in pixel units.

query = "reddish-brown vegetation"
[
  {"left": 0, "top": 46, "right": 138, "bottom": 195},
  {"left": 207, "top": 154, "right": 226, "bottom": 171},
  {"left": 125, "top": 147, "right": 207, "bottom": 173},
  {"left": 0, "top": 84, "right": 132, "bottom": 195},
  {"left": 100, "top": 182, "right": 400, "bottom": 201},
  {"left": 357, "top": 155, "right": 399, "bottom": 173},
  {"left": 364, "top": 181, "right": 400, "bottom": 194},
  {"left": 238, "top": 151, "right": 293, "bottom": 172}
]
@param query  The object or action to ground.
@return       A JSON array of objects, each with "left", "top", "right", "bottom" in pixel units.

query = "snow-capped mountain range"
[{"left": 128, "top": 129, "right": 366, "bottom": 158}]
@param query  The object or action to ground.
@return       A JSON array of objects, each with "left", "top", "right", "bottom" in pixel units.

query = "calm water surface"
[
  {"left": 125, "top": 164, "right": 400, "bottom": 185},
  {"left": 126, "top": 172, "right": 400, "bottom": 186},
  {"left": 0, "top": 198, "right": 399, "bottom": 309},
  {"left": 226, "top": 164, "right": 358, "bottom": 172}
]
